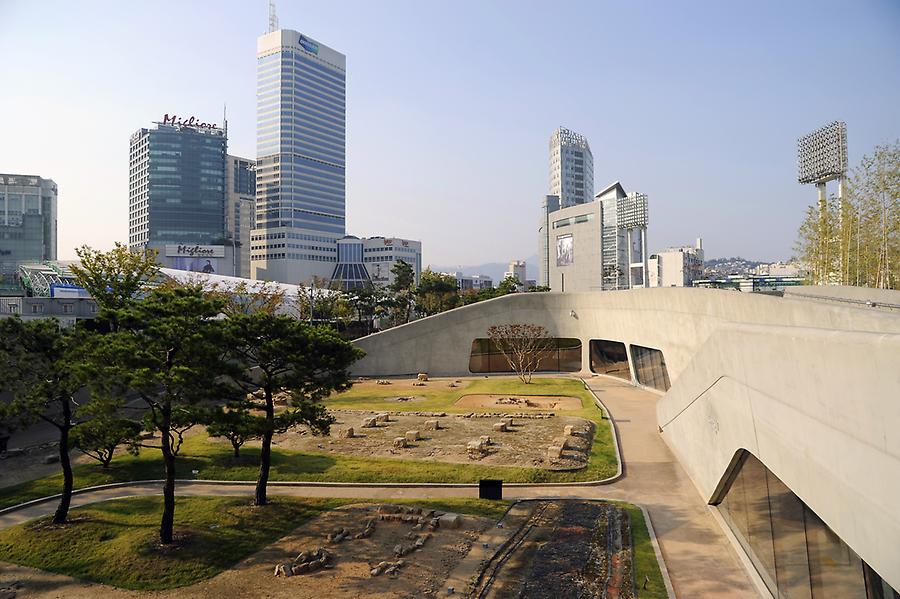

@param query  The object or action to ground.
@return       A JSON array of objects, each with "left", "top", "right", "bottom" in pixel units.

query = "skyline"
[{"left": 1, "top": 0, "right": 899, "bottom": 269}]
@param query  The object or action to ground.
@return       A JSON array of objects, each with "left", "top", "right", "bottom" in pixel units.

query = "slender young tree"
[
  {"left": 206, "top": 399, "right": 261, "bottom": 458},
  {"left": 388, "top": 260, "right": 416, "bottom": 325},
  {"left": 71, "top": 414, "right": 142, "bottom": 468},
  {"left": 487, "top": 323, "right": 553, "bottom": 384},
  {"left": 83, "top": 285, "right": 237, "bottom": 544},
  {"left": 0, "top": 318, "right": 88, "bottom": 524},
  {"left": 224, "top": 311, "right": 363, "bottom": 505}
]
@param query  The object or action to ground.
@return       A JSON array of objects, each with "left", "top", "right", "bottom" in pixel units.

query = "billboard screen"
[
  {"left": 798, "top": 121, "right": 848, "bottom": 184},
  {"left": 556, "top": 234, "right": 574, "bottom": 266},
  {"left": 171, "top": 256, "right": 221, "bottom": 274}
]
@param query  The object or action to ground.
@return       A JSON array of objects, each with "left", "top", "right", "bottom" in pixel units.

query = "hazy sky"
[{"left": 1, "top": 0, "right": 899, "bottom": 267}]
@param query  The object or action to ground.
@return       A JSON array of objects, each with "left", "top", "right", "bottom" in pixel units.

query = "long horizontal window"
[{"left": 469, "top": 338, "right": 581, "bottom": 373}]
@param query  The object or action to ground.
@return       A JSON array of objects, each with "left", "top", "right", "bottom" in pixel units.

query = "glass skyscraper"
[
  {"left": 128, "top": 122, "right": 227, "bottom": 251},
  {"left": 0, "top": 173, "right": 57, "bottom": 287},
  {"left": 251, "top": 29, "right": 346, "bottom": 283}
]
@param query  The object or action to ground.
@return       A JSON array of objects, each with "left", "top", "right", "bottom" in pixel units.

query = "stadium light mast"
[{"left": 797, "top": 121, "right": 848, "bottom": 284}]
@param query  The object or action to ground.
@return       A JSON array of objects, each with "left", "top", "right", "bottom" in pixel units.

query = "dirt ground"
[
  {"left": 0, "top": 503, "right": 491, "bottom": 599},
  {"left": 0, "top": 449, "right": 94, "bottom": 490},
  {"left": 453, "top": 394, "right": 582, "bottom": 411},
  {"left": 474, "top": 500, "right": 635, "bottom": 599},
  {"left": 276, "top": 412, "right": 595, "bottom": 470}
]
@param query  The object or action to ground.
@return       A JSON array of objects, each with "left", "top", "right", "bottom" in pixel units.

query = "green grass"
[
  {"left": 619, "top": 502, "right": 668, "bottom": 599},
  {"left": 0, "top": 377, "right": 617, "bottom": 510},
  {"left": 0, "top": 495, "right": 512, "bottom": 590}
]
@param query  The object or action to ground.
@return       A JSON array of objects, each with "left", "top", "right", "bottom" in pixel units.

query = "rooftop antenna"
[{"left": 268, "top": 0, "right": 279, "bottom": 33}]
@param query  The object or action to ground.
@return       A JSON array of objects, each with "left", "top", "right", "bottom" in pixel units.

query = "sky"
[{"left": 1, "top": 0, "right": 899, "bottom": 268}]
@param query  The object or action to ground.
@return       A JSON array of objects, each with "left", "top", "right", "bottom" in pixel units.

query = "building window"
[
  {"left": 8, "top": 303, "right": 19, "bottom": 314},
  {"left": 30, "top": 304, "right": 43, "bottom": 314},
  {"left": 468, "top": 338, "right": 582, "bottom": 373},
  {"left": 589, "top": 340, "right": 631, "bottom": 380},
  {"left": 62, "top": 304, "right": 74, "bottom": 314},
  {"left": 629, "top": 344, "right": 670, "bottom": 391},
  {"left": 716, "top": 451, "right": 894, "bottom": 599}
]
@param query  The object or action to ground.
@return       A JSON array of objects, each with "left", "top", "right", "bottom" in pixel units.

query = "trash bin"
[{"left": 479, "top": 479, "right": 503, "bottom": 500}]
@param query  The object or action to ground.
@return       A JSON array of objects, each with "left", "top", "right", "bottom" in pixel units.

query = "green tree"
[
  {"left": 71, "top": 414, "right": 142, "bottom": 468},
  {"left": 344, "top": 282, "right": 387, "bottom": 336},
  {"left": 796, "top": 140, "right": 899, "bottom": 288},
  {"left": 527, "top": 285, "right": 551, "bottom": 292},
  {"left": 415, "top": 269, "right": 460, "bottom": 316},
  {"left": 0, "top": 318, "right": 88, "bottom": 523},
  {"left": 387, "top": 260, "right": 416, "bottom": 325},
  {"left": 83, "top": 285, "right": 237, "bottom": 544},
  {"left": 206, "top": 399, "right": 261, "bottom": 458},
  {"left": 496, "top": 275, "right": 522, "bottom": 295},
  {"left": 70, "top": 243, "right": 160, "bottom": 328},
  {"left": 224, "top": 311, "right": 363, "bottom": 505}
]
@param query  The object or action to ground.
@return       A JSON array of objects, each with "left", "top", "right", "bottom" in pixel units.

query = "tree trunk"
[
  {"left": 255, "top": 384, "right": 274, "bottom": 506},
  {"left": 233, "top": 442, "right": 241, "bottom": 458},
  {"left": 159, "top": 421, "right": 177, "bottom": 545},
  {"left": 52, "top": 417, "right": 73, "bottom": 525}
]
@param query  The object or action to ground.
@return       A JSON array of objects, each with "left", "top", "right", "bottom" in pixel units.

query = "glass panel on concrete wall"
[
  {"left": 806, "top": 507, "right": 866, "bottom": 599},
  {"left": 715, "top": 451, "right": 894, "bottom": 599},
  {"left": 468, "top": 338, "right": 582, "bottom": 373},
  {"left": 468, "top": 339, "right": 491, "bottom": 374},
  {"left": 768, "top": 470, "right": 812, "bottom": 599},
  {"left": 630, "top": 344, "right": 671, "bottom": 391},
  {"left": 558, "top": 338, "right": 583, "bottom": 372},
  {"left": 589, "top": 339, "right": 630, "bottom": 379}
]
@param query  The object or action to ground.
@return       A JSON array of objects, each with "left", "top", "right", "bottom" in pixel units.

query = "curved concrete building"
[{"left": 353, "top": 288, "right": 900, "bottom": 597}]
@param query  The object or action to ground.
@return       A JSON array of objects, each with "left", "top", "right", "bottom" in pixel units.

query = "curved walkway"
[{"left": 0, "top": 378, "right": 758, "bottom": 598}]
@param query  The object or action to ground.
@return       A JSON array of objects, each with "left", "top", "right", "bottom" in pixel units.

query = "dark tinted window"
[{"left": 589, "top": 339, "right": 630, "bottom": 380}]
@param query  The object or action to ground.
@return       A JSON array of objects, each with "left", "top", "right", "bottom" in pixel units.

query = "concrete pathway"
[{"left": 0, "top": 378, "right": 759, "bottom": 598}]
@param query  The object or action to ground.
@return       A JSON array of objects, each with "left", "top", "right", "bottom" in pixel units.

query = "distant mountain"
[
  {"left": 703, "top": 256, "right": 764, "bottom": 277},
  {"left": 427, "top": 254, "right": 540, "bottom": 283}
]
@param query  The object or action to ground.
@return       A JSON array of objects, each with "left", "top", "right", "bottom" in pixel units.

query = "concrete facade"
[{"left": 351, "top": 287, "right": 900, "bottom": 592}]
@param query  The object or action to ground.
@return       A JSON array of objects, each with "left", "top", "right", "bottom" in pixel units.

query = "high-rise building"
[
  {"left": 538, "top": 181, "right": 649, "bottom": 292},
  {"left": 129, "top": 118, "right": 231, "bottom": 274},
  {"left": 549, "top": 127, "right": 594, "bottom": 209},
  {"left": 251, "top": 29, "right": 346, "bottom": 284},
  {"left": 0, "top": 174, "right": 57, "bottom": 286},
  {"left": 226, "top": 155, "right": 256, "bottom": 278}
]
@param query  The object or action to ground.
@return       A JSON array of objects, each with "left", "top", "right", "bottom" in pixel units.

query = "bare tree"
[{"left": 487, "top": 323, "right": 553, "bottom": 384}]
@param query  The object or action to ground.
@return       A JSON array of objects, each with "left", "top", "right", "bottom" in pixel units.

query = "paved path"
[{"left": 0, "top": 378, "right": 758, "bottom": 598}]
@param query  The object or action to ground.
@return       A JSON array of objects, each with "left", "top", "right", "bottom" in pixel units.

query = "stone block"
[
  {"left": 438, "top": 513, "right": 462, "bottom": 529},
  {"left": 492, "top": 422, "right": 508, "bottom": 432},
  {"left": 376, "top": 412, "right": 391, "bottom": 423},
  {"left": 479, "top": 435, "right": 492, "bottom": 445},
  {"left": 362, "top": 417, "right": 377, "bottom": 428},
  {"left": 338, "top": 427, "right": 354, "bottom": 439},
  {"left": 502, "top": 417, "right": 514, "bottom": 427},
  {"left": 405, "top": 430, "right": 420, "bottom": 442},
  {"left": 417, "top": 373, "right": 429, "bottom": 381},
  {"left": 393, "top": 437, "right": 408, "bottom": 449},
  {"left": 42, "top": 454, "right": 59, "bottom": 464},
  {"left": 424, "top": 419, "right": 440, "bottom": 430},
  {"left": 564, "top": 425, "right": 575, "bottom": 436},
  {"left": 547, "top": 444, "right": 564, "bottom": 459}
]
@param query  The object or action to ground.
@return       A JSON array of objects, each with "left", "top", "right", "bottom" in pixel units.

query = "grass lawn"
[
  {"left": 0, "top": 377, "right": 617, "bottom": 510},
  {"left": 0, "top": 495, "right": 511, "bottom": 590},
  {"left": 619, "top": 502, "right": 669, "bottom": 599}
]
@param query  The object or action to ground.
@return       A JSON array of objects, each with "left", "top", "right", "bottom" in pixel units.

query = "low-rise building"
[
  {"left": 331, "top": 236, "right": 422, "bottom": 290},
  {"left": 648, "top": 239, "right": 704, "bottom": 287},
  {"left": 442, "top": 272, "right": 493, "bottom": 291}
]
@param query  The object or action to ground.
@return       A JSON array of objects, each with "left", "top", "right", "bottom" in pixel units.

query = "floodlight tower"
[{"left": 797, "top": 121, "right": 848, "bottom": 284}]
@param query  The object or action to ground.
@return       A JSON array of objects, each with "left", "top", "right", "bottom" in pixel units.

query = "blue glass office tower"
[{"left": 251, "top": 29, "right": 346, "bottom": 283}]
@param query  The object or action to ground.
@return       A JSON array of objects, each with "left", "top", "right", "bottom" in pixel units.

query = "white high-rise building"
[
  {"left": 648, "top": 238, "right": 704, "bottom": 288},
  {"left": 549, "top": 127, "right": 594, "bottom": 209},
  {"left": 251, "top": 28, "right": 346, "bottom": 284},
  {"left": 504, "top": 260, "right": 527, "bottom": 288}
]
